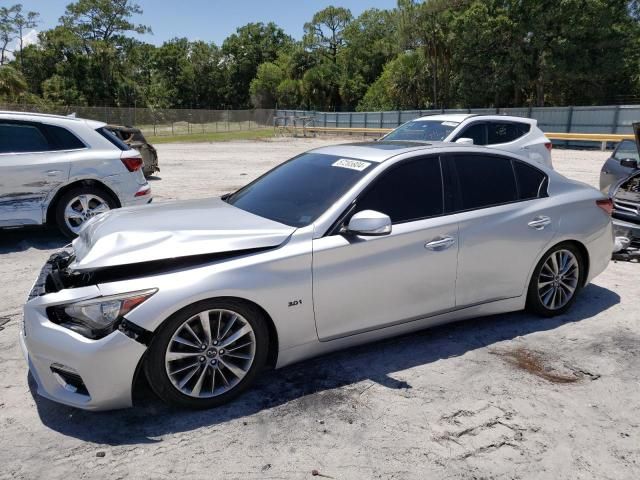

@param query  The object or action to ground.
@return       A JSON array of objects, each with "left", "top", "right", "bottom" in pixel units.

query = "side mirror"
[
  {"left": 455, "top": 137, "right": 474, "bottom": 145},
  {"left": 620, "top": 158, "right": 639, "bottom": 169},
  {"left": 346, "top": 210, "right": 392, "bottom": 236}
]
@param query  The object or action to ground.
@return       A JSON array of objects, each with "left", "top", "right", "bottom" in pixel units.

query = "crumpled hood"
[{"left": 70, "top": 197, "right": 296, "bottom": 271}]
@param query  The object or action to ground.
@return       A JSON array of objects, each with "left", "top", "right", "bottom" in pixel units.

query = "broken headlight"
[{"left": 47, "top": 289, "right": 157, "bottom": 339}]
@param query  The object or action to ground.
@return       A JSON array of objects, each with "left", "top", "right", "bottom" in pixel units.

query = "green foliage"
[
  {"left": 2, "top": 1, "right": 640, "bottom": 111},
  {"left": 250, "top": 62, "right": 284, "bottom": 108},
  {"left": 0, "top": 65, "right": 27, "bottom": 100},
  {"left": 358, "top": 50, "right": 430, "bottom": 110}
]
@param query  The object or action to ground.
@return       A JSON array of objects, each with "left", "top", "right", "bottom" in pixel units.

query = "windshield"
[
  {"left": 383, "top": 120, "right": 459, "bottom": 142},
  {"left": 227, "top": 153, "right": 376, "bottom": 227}
]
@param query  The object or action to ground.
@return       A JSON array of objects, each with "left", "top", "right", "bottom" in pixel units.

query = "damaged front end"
[{"left": 610, "top": 171, "right": 640, "bottom": 260}]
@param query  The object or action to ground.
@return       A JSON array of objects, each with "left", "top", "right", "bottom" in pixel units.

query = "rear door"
[
  {"left": 312, "top": 155, "right": 459, "bottom": 340},
  {"left": 444, "top": 153, "right": 554, "bottom": 306},
  {"left": 0, "top": 121, "right": 81, "bottom": 226}
]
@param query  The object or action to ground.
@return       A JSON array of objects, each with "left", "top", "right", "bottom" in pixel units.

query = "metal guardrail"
[{"left": 291, "top": 126, "right": 635, "bottom": 149}]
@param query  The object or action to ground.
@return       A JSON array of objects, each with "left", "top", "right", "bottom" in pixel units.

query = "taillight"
[
  {"left": 596, "top": 198, "right": 613, "bottom": 216},
  {"left": 121, "top": 155, "right": 143, "bottom": 172},
  {"left": 544, "top": 142, "right": 553, "bottom": 152}
]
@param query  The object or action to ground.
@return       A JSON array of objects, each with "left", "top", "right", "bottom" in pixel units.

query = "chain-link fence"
[{"left": 0, "top": 104, "right": 275, "bottom": 137}]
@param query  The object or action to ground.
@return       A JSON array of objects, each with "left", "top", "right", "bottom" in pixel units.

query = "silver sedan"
[{"left": 21, "top": 142, "right": 613, "bottom": 410}]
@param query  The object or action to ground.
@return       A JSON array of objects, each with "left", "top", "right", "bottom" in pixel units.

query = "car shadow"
[
  {"left": 0, "top": 228, "right": 67, "bottom": 254},
  {"left": 30, "top": 283, "right": 619, "bottom": 446}
]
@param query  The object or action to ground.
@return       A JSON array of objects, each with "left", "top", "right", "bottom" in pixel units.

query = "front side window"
[
  {"left": 0, "top": 122, "right": 49, "bottom": 153},
  {"left": 613, "top": 139, "right": 639, "bottom": 162},
  {"left": 227, "top": 153, "right": 376, "bottom": 227},
  {"left": 383, "top": 120, "right": 459, "bottom": 142},
  {"left": 452, "top": 155, "right": 517, "bottom": 210},
  {"left": 487, "top": 122, "right": 530, "bottom": 144},
  {"left": 355, "top": 157, "right": 443, "bottom": 223},
  {"left": 457, "top": 123, "right": 487, "bottom": 145}
]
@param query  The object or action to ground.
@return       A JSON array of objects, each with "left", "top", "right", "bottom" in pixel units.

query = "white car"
[
  {"left": 381, "top": 114, "right": 553, "bottom": 168},
  {"left": 0, "top": 111, "right": 152, "bottom": 238}
]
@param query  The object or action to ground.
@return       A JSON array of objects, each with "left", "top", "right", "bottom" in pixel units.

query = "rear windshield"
[
  {"left": 96, "top": 127, "right": 131, "bottom": 151},
  {"left": 383, "top": 120, "right": 459, "bottom": 142},
  {"left": 227, "top": 153, "right": 376, "bottom": 227}
]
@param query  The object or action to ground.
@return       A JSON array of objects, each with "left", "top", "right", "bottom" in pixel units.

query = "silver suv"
[{"left": 0, "top": 111, "right": 152, "bottom": 237}]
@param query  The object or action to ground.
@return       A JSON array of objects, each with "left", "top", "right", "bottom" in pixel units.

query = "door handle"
[
  {"left": 425, "top": 236, "right": 456, "bottom": 251},
  {"left": 528, "top": 216, "right": 551, "bottom": 230}
]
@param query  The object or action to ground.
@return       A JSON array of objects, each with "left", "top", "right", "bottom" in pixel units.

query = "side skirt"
[{"left": 275, "top": 296, "right": 525, "bottom": 369}]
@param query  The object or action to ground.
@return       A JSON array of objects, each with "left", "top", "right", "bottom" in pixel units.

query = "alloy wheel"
[
  {"left": 64, "top": 194, "right": 111, "bottom": 234},
  {"left": 537, "top": 249, "right": 580, "bottom": 310},
  {"left": 164, "top": 309, "right": 256, "bottom": 398}
]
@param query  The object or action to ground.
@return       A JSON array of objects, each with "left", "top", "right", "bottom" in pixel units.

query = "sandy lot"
[{"left": 0, "top": 139, "right": 638, "bottom": 480}]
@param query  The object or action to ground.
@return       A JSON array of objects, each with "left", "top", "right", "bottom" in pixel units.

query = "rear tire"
[
  {"left": 526, "top": 242, "right": 585, "bottom": 317},
  {"left": 144, "top": 299, "right": 269, "bottom": 409},
  {"left": 53, "top": 185, "right": 117, "bottom": 238}
]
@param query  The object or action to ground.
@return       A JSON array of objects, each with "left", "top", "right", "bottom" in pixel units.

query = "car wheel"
[
  {"left": 144, "top": 299, "right": 269, "bottom": 409},
  {"left": 526, "top": 243, "right": 585, "bottom": 317},
  {"left": 54, "top": 186, "right": 117, "bottom": 238}
]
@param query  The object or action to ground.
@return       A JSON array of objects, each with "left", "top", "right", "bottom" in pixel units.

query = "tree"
[
  {"left": 60, "top": 0, "right": 150, "bottom": 45},
  {"left": 250, "top": 62, "right": 284, "bottom": 108},
  {"left": 358, "top": 50, "right": 430, "bottom": 110},
  {"left": 0, "top": 5, "right": 19, "bottom": 65},
  {"left": 303, "top": 6, "right": 353, "bottom": 64},
  {"left": 222, "top": 22, "right": 292, "bottom": 108},
  {"left": 0, "top": 65, "right": 27, "bottom": 101},
  {"left": 13, "top": 5, "right": 39, "bottom": 68}
]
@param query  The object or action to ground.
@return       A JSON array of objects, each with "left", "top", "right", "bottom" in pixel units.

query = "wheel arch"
[
  {"left": 534, "top": 239, "right": 590, "bottom": 288},
  {"left": 148, "top": 295, "right": 280, "bottom": 368},
  {"left": 45, "top": 179, "right": 121, "bottom": 225}
]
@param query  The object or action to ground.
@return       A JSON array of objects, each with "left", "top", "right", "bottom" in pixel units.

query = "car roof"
[
  {"left": 412, "top": 113, "right": 537, "bottom": 125},
  {"left": 310, "top": 141, "right": 509, "bottom": 163},
  {"left": 0, "top": 110, "right": 106, "bottom": 129}
]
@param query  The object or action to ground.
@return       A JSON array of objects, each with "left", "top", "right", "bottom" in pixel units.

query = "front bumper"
[{"left": 21, "top": 281, "right": 147, "bottom": 411}]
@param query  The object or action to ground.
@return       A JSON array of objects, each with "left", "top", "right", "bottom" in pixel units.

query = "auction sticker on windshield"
[{"left": 332, "top": 158, "right": 371, "bottom": 171}]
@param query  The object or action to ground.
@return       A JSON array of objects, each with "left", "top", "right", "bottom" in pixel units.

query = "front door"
[{"left": 312, "top": 155, "right": 459, "bottom": 340}]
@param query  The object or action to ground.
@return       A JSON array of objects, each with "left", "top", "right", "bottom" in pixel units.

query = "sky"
[{"left": 14, "top": 0, "right": 398, "bottom": 46}]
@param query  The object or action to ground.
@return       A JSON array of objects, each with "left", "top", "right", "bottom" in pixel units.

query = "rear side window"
[
  {"left": 514, "top": 161, "right": 547, "bottom": 199},
  {"left": 452, "top": 155, "right": 517, "bottom": 210},
  {"left": 96, "top": 127, "right": 131, "bottom": 150},
  {"left": 487, "top": 122, "right": 530, "bottom": 144},
  {"left": 356, "top": 157, "right": 443, "bottom": 223},
  {"left": 40, "top": 124, "right": 85, "bottom": 150},
  {"left": 0, "top": 123, "right": 49, "bottom": 153}
]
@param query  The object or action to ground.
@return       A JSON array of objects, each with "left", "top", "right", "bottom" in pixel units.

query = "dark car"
[
  {"left": 106, "top": 125, "right": 159, "bottom": 178},
  {"left": 600, "top": 126, "right": 640, "bottom": 256}
]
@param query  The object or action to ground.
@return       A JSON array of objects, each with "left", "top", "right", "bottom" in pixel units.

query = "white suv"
[
  {"left": 381, "top": 114, "right": 553, "bottom": 168},
  {"left": 0, "top": 111, "right": 152, "bottom": 237}
]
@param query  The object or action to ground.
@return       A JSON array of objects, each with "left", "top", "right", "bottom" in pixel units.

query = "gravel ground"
[{"left": 0, "top": 139, "right": 638, "bottom": 480}]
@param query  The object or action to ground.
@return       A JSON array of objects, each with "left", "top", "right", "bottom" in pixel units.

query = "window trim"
[
  {"left": 0, "top": 119, "right": 88, "bottom": 155},
  {"left": 327, "top": 154, "right": 446, "bottom": 235},
  {"left": 444, "top": 153, "right": 549, "bottom": 214}
]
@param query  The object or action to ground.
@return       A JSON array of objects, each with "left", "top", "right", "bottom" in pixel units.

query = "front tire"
[
  {"left": 144, "top": 299, "right": 269, "bottom": 409},
  {"left": 526, "top": 243, "right": 585, "bottom": 317}
]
